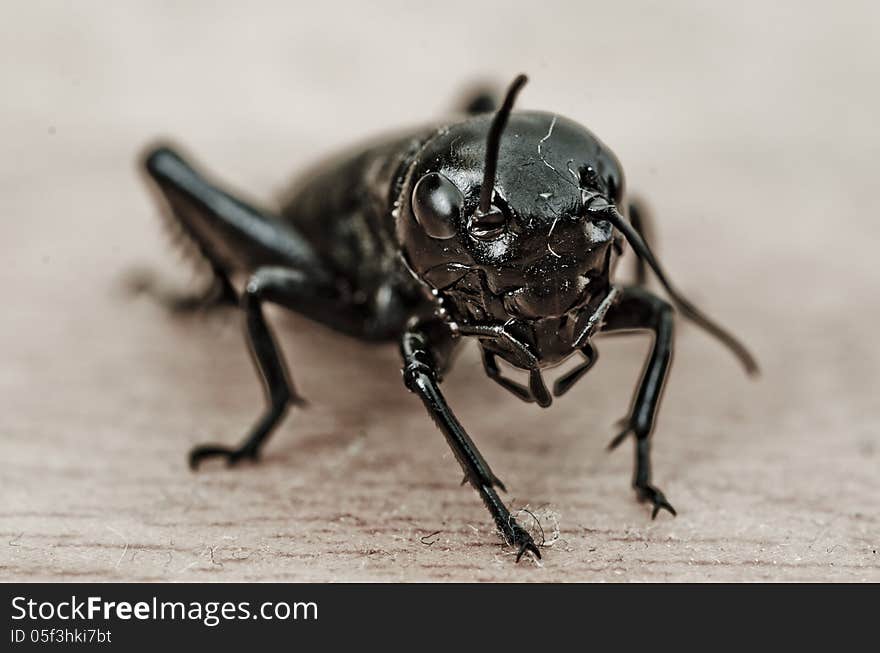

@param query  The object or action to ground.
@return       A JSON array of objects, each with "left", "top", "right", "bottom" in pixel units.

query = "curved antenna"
[
  {"left": 479, "top": 74, "right": 528, "bottom": 214},
  {"left": 590, "top": 202, "right": 760, "bottom": 376}
]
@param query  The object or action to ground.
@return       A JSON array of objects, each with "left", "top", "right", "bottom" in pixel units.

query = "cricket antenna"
[
  {"left": 479, "top": 74, "right": 528, "bottom": 214},
  {"left": 591, "top": 202, "right": 760, "bottom": 377}
]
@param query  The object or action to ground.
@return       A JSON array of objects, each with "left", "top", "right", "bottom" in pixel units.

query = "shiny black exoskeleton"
[{"left": 139, "top": 75, "right": 757, "bottom": 562}]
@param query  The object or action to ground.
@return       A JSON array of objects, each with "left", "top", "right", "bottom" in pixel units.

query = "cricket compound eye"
[{"left": 412, "top": 172, "right": 463, "bottom": 239}]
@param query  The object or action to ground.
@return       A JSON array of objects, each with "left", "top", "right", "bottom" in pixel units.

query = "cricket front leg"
[
  {"left": 401, "top": 320, "right": 541, "bottom": 562},
  {"left": 602, "top": 286, "right": 677, "bottom": 519}
]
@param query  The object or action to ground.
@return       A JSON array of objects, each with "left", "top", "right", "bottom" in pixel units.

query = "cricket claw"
[
  {"left": 189, "top": 444, "right": 259, "bottom": 470},
  {"left": 516, "top": 539, "right": 542, "bottom": 563},
  {"left": 504, "top": 521, "right": 541, "bottom": 563},
  {"left": 636, "top": 483, "right": 677, "bottom": 519}
]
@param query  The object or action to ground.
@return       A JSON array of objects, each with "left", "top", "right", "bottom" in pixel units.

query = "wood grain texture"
[{"left": 1, "top": 2, "right": 878, "bottom": 582}]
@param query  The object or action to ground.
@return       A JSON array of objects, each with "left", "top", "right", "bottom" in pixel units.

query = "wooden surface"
[{"left": 1, "top": 2, "right": 878, "bottom": 582}]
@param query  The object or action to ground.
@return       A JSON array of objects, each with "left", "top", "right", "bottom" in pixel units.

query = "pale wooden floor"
[{"left": 1, "top": 2, "right": 878, "bottom": 581}]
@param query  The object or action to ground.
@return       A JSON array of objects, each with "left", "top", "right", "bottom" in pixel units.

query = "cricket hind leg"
[
  {"left": 136, "top": 145, "right": 395, "bottom": 468},
  {"left": 601, "top": 286, "right": 677, "bottom": 519},
  {"left": 125, "top": 262, "right": 238, "bottom": 313},
  {"left": 136, "top": 147, "right": 240, "bottom": 313},
  {"left": 458, "top": 84, "right": 499, "bottom": 115},
  {"left": 138, "top": 145, "right": 324, "bottom": 313}
]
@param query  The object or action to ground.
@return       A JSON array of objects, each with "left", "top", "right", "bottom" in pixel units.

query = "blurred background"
[{"left": 1, "top": 1, "right": 877, "bottom": 581}]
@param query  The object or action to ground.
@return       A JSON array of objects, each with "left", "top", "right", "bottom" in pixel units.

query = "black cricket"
[{"left": 139, "top": 75, "right": 757, "bottom": 562}]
